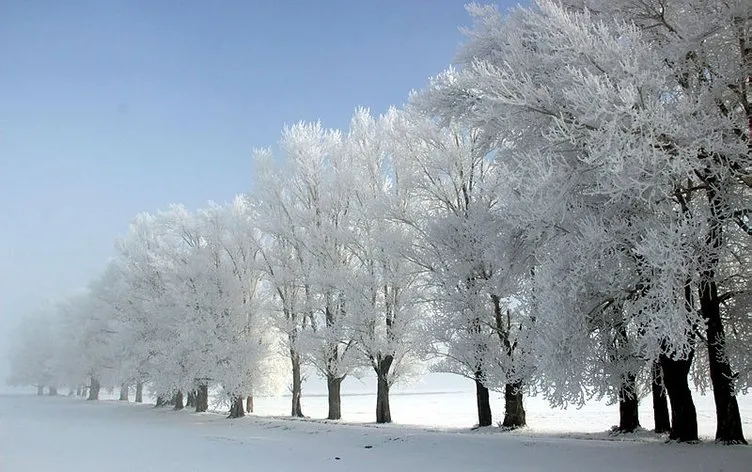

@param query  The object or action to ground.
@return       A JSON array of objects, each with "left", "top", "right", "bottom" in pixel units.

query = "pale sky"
[{"left": 0, "top": 0, "right": 517, "bottom": 381}]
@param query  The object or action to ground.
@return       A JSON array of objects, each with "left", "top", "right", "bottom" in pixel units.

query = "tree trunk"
[
  {"left": 375, "top": 375, "right": 391, "bottom": 424},
  {"left": 186, "top": 390, "right": 196, "bottom": 408},
  {"left": 375, "top": 355, "right": 394, "bottom": 424},
  {"left": 617, "top": 372, "right": 640, "bottom": 433},
  {"left": 173, "top": 391, "right": 184, "bottom": 411},
  {"left": 246, "top": 394, "right": 254, "bottom": 414},
  {"left": 36, "top": 385, "right": 44, "bottom": 396},
  {"left": 660, "top": 353, "right": 698, "bottom": 442},
  {"left": 76, "top": 386, "right": 83, "bottom": 397},
  {"left": 135, "top": 382, "right": 143, "bottom": 403},
  {"left": 700, "top": 290, "right": 747, "bottom": 444},
  {"left": 47, "top": 386, "right": 58, "bottom": 396},
  {"left": 155, "top": 396, "right": 166, "bottom": 408},
  {"left": 228, "top": 395, "right": 245, "bottom": 419},
  {"left": 195, "top": 383, "right": 209, "bottom": 413},
  {"left": 652, "top": 362, "right": 671, "bottom": 434},
  {"left": 491, "top": 293, "right": 523, "bottom": 429},
  {"left": 87, "top": 377, "right": 100, "bottom": 401},
  {"left": 290, "top": 350, "right": 304, "bottom": 417},
  {"left": 700, "top": 180, "right": 747, "bottom": 444},
  {"left": 502, "top": 381, "right": 526, "bottom": 429},
  {"left": 474, "top": 371, "right": 492, "bottom": 427},
  {"left": 326, "top": 375, "right": 342, "bottom": 420},
  {"left": 119, "top": 384, "right": 129, "bottom": 401}
]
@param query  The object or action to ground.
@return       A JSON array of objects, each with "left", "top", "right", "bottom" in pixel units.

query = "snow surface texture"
[{"left": 2, "top": 382, "right": 750, "bottom": 472}]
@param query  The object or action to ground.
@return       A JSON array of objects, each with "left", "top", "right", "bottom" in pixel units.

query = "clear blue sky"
[{"left": 0, "top": 0, "right": 516, "bottom": 377}]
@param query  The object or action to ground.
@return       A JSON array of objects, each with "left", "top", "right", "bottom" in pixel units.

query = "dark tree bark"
[
  {"left": 474, "top": 371, "right": 492, "bottom": 427},
  {"left": 76, "top": 386, "right": 83, "bottom": 397},
  {"left": 119, "top": 384, "right": 129, "bottom": 401},
  {"left": 660, "top": 353, "right": 698, "bottom": 442},
  {"left": 87, "top": 377, "right": 100, "bottom": 401},
  {"left": 323, "top": 299, "right": 346, "bottom": 421},
  {"left": 155, "top": 396, "right": 167, "bottom": 408},
  {"left": 173, "top": 391, "right": 184, "bottom": 411},
  {"left": 36, "top": 385, "right": 44, "bottom": 396},
  {"left": 195, "top": 383, "right": 209, "bottom": 413},
  {"left": 47, "top": 386, "right": 58, "bottom": 396},
  {"left": 326, "top": 375, "right": 343, "bottom": 420},
  {"left": 246, "top": 394, "right": 254, "bottom": 414},
  {"left": 228, "top": 396, "right": 245, "bottom": 419},
  {"left": 290, "top": 350, "right": 304, "bottom": 417},
  {"left": 699, "top": 179, "right": 747, "bottom": 444},
  {"left": 606, "top": 317, "right": 639, "bottom": 433},
  {"left": 490, "top": 295, "right": 524, "bottom": 429},
  {"left": 502, "top": 381, "right": 526, "bottom": 429},
  {"left": 656, "top": 279, "right": 698, "bottom": 442},
  {"left": 700, "top": 287, "right": 747, "bottom": 444},
  {"left": 186, "top": 390, "right": 196, "bottom": 408},
  {"left": 135, "top": 382, "right": 143, "bottom": 403},
  {"left": 617, "top": 373, "right": 640, "bottom": 433},
  {"left": 375, "top": 355, "right": 394, "bottom": 424},
  {"left": 652, "top": 362, "right": 671, "bottom": 434}
]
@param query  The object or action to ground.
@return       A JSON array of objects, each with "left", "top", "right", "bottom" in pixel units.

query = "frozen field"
[
  {"left": 249, "top": 373, "right": 752, "bottom": 437},
  {"left": 1, "top": 375, "right": 750, "bottom": 471}
]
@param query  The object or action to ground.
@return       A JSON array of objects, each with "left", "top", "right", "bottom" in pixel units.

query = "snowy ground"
[
  {"left": 248, "top": 373, "right": 752, "bottom": 437},
  {"left": 2, "top": 375, "right": 751, "bottom": 471}
]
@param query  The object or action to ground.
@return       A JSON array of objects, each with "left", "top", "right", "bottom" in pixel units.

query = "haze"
[{"left": 0, "top": 0, "right": 482, "bottom": 382}]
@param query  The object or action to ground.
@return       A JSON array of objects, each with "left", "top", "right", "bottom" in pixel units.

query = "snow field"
[{"left": 1, "top": 392, "right": 750, "bottom": 472}]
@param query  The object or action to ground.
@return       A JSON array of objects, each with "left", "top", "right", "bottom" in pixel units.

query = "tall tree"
[
  {"left": 389, "top": 110, "right": 535, "bottom": 428},
  {"left": 416, "top": 0, "right": 749, "bottom": 440},
  {"left": 342, "top": 108, "right": 428, "bottom": 423}
]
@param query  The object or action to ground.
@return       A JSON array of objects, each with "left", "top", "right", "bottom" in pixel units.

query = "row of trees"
[{"left": 8, "top": 1, "right": 750, "bottom": 443}]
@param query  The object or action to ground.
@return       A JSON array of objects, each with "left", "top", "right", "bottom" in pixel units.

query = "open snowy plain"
[{"left": 2, "top": 375, "right": 750, "bottom": 471}]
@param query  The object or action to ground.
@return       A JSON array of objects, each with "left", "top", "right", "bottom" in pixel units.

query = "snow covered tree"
[
  {"left": 109, "top": 210, "right": 189, "bottom": 405},
  {"left": 558, "top": 0, "right": 751, "bottom": 445},
  {"left": 251, "top": 151, "right": 315, "bottom": 418},
  {"left": 7, "top": 305, "right": 60, "bottom": 395},
  {"left": 339, "top": 108, "right": 429, "bottom": 423},
  {"left": 387, "top": 109, "right": 536, "bottom": 428},
  {"left": 194, "top": 199, "right": 279, "bottom": 418},
  {"left": 99, "top": 202, "right": 280, "bottom": 415},
  {"left": 270, "top": 122, "right": 361, "bottom": 420},
  {"left": 54, "top": 290, "right": 117, "bottom": 400},
  {"left": 418, "top": 0, "right": 750, "bottom": 441}
]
